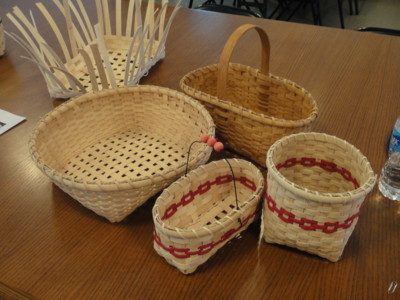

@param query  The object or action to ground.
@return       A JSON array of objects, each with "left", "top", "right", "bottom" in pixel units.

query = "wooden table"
[{"left": 1, "top": 1, "right": 400, "bottom": 299}]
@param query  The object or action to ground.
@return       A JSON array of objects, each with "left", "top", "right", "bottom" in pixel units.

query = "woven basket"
[
  {"left": 153, "top": 158, "right": 264, "bottom": 274},
  {"left": 262, "top": 132, "right": 376, "bottom": 262},
  {"left": 7, "top": 0, "right": 181, "bottom": 99},
  {"left": 0, "top": 17, "right": 4, "bottom": 56},
  {"left": 29, "top": 86, "right": 215, "bottom": 223},
  {"left": 180, "top": 24, "right": 318, "bottom": 167}
]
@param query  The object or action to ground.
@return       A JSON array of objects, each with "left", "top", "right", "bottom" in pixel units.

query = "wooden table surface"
[{"left": 1, "top": 1, "right": 400, "bottom": 299}]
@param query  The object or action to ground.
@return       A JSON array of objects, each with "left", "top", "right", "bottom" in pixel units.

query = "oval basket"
[
  {"left": 262, "top": 132, "right": 376, "bottom": 262},
  {"left": 153, "top": 158, "right": 265, "bottom": 274},
  {"left": 180, "top": 24, "right": 318, "bottom": 167},
  {"left": 29, "top": 86, "right": 215, "bottom": 222}
]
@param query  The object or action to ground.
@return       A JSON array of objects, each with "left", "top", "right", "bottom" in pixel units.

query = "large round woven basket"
[
  {"left": 29, "top": 86, "right": 215, "bottom": 222},
  {"left": 180, "top": 24, "right": 318, "bottom": 167},
  {"left": 262, "top": 132, "right": 376, "bottom": 261},
  {"left": 153, "top": 158, "right": 264, "bottom": 274}
]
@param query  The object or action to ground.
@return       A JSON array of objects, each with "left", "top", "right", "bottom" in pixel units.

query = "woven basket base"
[
  {"left": 62, "top": 129, "right": 186, "bottom": 183},
  {"left": 62, "top": 39, "right": 161, "bottom": 91},
  {"left": 166, "top": 193, "right": 252, "bottom": 230}
]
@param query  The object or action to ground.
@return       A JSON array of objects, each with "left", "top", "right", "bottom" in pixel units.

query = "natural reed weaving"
[
  {"left": 153, "top": 158, "right": 264, "bottom": 274},
  {"left": 262, "top": 132, "right": 376, "bottom": 261},
  {"left": 7, "top": 0, "right": 181, "bottom": 98},
  {"left": 29, "top": 86, "right": 215, "bottom": 222},
  {"left": 180, "top": 24, "right": 318, "bottom": 167}
]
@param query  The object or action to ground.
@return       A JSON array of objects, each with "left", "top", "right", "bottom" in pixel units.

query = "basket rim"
[
  {"left": 180, "top": 63, "right": 318, "bottom": 128},
  {"left": 265, "top": 132, "right": 377, "bottom": 203},
  {"left": 29, "top": 85, "right": 216, "bottom": 192},
  {"left": 152, "top": 158, "right": 265, "bottom": 238}
]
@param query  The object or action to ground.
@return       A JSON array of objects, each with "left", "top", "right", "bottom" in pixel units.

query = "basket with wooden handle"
[
  {"left": 262, "top": 132, "right": 376, "bottom": 261},
  {"left": 180, "top": 24, "right": 318, "bottom": 167}
]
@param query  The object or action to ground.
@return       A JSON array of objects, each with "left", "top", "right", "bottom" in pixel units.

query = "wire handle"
[
  {"left": 185, "top": 140, "right": 202, "bottom": 176},
  {"left": 223, "top": 158, "right": 243, "bottom": 227},
  {"left": 185, "top": 135, "right": 242, "bottom": 226},
  {"left": 185, "top": 134, "right": 224, "bottom": 176}
]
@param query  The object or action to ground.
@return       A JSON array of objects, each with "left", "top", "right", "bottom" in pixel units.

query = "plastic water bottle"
[
  {"left": 379, "top": 152, "right": 400, "bottom": 200},
  {"left": 388, "top": 117, "right": 400, "bottom": 156},
  {"left": 380, "top": 117, "right": 400, "bottom": 200}
]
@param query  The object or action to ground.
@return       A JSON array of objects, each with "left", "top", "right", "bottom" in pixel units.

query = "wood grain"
[
  {"left": 1, "top": 0, "right": 399, "bottom": 299},
  {"left": 0, "top": 282, "right": 36, "bottom": 300}
]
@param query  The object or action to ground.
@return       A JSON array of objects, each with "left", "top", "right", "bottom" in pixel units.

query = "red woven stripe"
[
  {"left": 154, "top": 209, "right": 258, "bottom": 259},
  {"left": 264, "top": 188, "right": 360, "bottom": 233},
  {"left": 276, "top": 157, "right": 360, "bottom": 189}
]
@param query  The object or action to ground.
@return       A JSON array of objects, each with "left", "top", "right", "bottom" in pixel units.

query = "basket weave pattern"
[
  {"left": 263, "top": 132, "right": 376, "bottom": 261},
  {"left": 153, "top": 159, "right": 264, "bottom": 274},
  {"left": 30, "top": 86, "right": 215, "bottom": 222},
  {"left": 181, "top": 24, "right": 318, "bottom": 167}
]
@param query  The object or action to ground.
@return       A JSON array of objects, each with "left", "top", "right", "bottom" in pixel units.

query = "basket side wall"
[{"left": 263, "top": 172, "right": 365, "bottom": 262}]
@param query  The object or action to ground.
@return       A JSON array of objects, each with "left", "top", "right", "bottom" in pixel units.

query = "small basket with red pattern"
[
  {"left": 262, "top": 132, "right": 376, "bottom": 262},
  {"left": 153, "top": 158, "right": 264, "bottom": 274}
]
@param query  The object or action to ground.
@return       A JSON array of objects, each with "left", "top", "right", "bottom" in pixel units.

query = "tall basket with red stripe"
[
  {"left": 153, "top": 158, "right": 264, "bottom": 274},
  {"left": 263, "top": 132, "right": 376, "bottom": 262}
]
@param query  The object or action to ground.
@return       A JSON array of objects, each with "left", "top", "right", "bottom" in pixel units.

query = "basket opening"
[
  {"left": 276, "top": 157, "right": 360, "bottom": 194},
  {"left": 33, "top": 87, "right": 212, "bottom": 184},
  {"left": 185, "top": 64, "right": 316, "bottom": 122},
  {"left": 269, "top": 134, "right": 375, "bottom": 194},
  {"left": 160, "top": 174, "right": 257, "bottom": 230}
]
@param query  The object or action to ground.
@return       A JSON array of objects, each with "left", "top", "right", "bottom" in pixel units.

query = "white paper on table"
[{"left": 0, "top": 109, "right": 26, "bottom": 135}]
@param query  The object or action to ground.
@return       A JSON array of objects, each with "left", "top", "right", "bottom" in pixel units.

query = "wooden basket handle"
[{"left": 217, "top": 24, "right": 270, "bottom": 100}]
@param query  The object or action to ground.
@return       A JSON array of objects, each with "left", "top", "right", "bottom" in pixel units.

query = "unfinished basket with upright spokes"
[
  {"left": 262, "top": 132, "right": 376, "bottom": 261},
  {"left": 180, "top": 24, "right": 318, "bottom": 167},
  {"left": 153, "top": 158, "right": 264, "bottom": 274},
  {"left": 29, "top": 86, "right": 215, "bottom": 222},
  {"left": 7, "top": 0, "right": 181, "bottom": 99}
]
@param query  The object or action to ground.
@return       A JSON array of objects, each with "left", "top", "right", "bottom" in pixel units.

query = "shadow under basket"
[
  {"left": 262, "top": 132, "right": 376, "bottom": 262},
  {"left": 29, "top": 86, "right": 215, "bottom": 222},
  {"left": 153, "top": 158, "right": 265, "bottom": 274}
]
